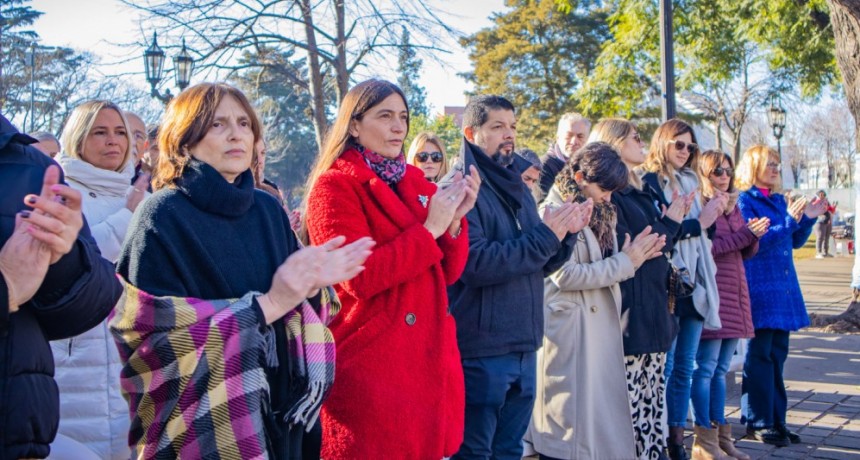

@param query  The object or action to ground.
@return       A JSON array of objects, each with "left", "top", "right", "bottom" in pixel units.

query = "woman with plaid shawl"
[{"left": 111, "top": 83, "right": 373, "bottom": 459}]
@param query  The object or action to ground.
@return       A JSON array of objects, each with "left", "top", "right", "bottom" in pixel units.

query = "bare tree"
[
  {"left": 121, "top": 0, "right": 458, "bottom": 148},
  {"left": 686, "top": 46, "right": 771, "bottom": 164}
]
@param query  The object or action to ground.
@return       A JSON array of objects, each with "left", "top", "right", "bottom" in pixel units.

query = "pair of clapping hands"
[
  {"left": 787, "top": 193, "right": 829, "bottom": 223},
  {"left": 0, "top": 166, "right": 84, "bottom": 313}
]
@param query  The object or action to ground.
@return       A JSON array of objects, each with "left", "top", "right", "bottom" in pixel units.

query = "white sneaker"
[{"left": 815, "top": 254, "right": 825, "bottom": 259}]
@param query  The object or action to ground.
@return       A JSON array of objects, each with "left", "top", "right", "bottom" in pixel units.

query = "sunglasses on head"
[
  {"left": 416, "top": 151, "right": 444, "bottom": 163},
  {"left": 668, "top": 139, "right": 698, "bottom": 154},
  {"left": 711, "top": 167, "right": 733, "bottom": 177}
]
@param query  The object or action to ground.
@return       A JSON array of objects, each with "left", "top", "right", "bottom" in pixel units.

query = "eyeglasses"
[
  {"left": 416, "top": 151, "right": 444, "bottom": 163},
  {"left": 631, "top": 133, "right": 642, "bottom": 144},
  {"left": 711, "top": 167, "right": 733, "bottom": 177},
  {"left": 668, "top": 139, "right": 699, "bottom": 155},
  {"left": 766, "top": 162, "right": 781, "bottom": 171}
]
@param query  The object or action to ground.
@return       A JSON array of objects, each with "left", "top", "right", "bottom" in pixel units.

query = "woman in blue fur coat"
[{"left": 734, "top": 145, "right": 828, "bottom": 447}]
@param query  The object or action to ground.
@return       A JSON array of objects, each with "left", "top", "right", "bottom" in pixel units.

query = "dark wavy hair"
[{"left": 556, "top": 141, "right": 629, "bottom": 193}]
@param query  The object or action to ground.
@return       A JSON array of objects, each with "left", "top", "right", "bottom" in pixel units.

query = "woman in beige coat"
[{"left": 526, "top": 142, "right": 665, "bottom": 460}]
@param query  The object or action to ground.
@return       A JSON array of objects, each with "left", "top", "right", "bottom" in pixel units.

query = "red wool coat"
[{"left": 306, "top": 149, "right": 468, "bottom": 459}]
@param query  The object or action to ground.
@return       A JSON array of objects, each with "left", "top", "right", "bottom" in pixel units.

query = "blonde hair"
[
  {"left": 641, "top": 118, "right": 699, "bottom": 190},
  {"left": 61, "top": 100, "right": 133, "bottom": 172},
  {"left": 734, "top": 144, "right": 782, "bottom": 193},
  {"left": 155, "top": 82, "right": 262, "bottom": 190},
  {"left": 406, "top": 132, "right": 449, "bottom": 181},
  {"left": 588, "top": 118, "right": 641, "bottom": 189}
]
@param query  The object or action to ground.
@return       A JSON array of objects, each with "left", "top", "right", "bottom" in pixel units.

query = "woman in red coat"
[{"left": 304, "top": 79, "right": 480, "bottom": 459}]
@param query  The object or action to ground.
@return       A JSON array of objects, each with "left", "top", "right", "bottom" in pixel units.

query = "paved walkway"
[{"left": 708, "top": 255, "right": 860, "bottom": 459}]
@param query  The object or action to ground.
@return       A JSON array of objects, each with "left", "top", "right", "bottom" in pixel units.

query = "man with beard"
[
  {"left": 538, "top": 112, "right": 591, "bottom": 202},
  {"left": 448, "top": 95, "right": 592, "bottom": 460}
]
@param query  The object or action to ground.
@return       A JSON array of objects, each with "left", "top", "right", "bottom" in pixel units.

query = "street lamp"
[
  {"left": 767, "top": 94, "right": 787, "bottom": 158},
  {"left": 143, "top": 33, "right": 194, "bottom": 104}
]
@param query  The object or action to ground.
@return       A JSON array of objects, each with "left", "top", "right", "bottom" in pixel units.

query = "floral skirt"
[{"left": 625, "top": 352, "right": 668, "bottom": 460}]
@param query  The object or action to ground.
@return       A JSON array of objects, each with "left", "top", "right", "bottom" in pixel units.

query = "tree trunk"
[
  {"left": 827, "top": 0, "right": 860, "bottom": 318},
  {"left": 334, "top": 0, "right": 348, "bottom": 104},
  {"left": 299, "top": 0, "right": 328, "bottom": 148}
]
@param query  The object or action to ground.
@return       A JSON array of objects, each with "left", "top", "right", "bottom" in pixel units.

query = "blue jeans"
[
  {"left": 664, "top": 315, "right": 704, "bottom": 427},
  {"left": 742, "top": 329, "right": 790, "bottom": 429},
  {"left": 691, "top": 338, "right": 739, "bottom": 427},
  {"left": 453, "top": 351, "right": 536, "bottom": 460}
]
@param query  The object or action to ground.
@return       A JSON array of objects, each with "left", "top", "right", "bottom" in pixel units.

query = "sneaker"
[
  {"left": 746, "top": 427, "right": 790, "bottom": 447},
  {"left": 815, "top": 254, "right": 825, "bottom": 259},
  {"left": 776, "top": 425, "right": 802, "bottom": 444},
  {"left": 824, "top": 253, "right": 835, "bottom": 258}
]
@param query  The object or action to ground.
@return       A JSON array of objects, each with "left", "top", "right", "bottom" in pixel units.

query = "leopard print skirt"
[{"left": 625, "top": 352, "right": 668, "bottom": 460}]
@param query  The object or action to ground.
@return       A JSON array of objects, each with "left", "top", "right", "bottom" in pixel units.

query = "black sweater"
[
  {"left": 611, "top": 182, "right": 682, "bottom": 356},
  {"left": 117, "top": 160, "right": 308, "bottom": 458}
]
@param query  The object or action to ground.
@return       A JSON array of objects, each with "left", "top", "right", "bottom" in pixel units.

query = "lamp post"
[
  {"left": 767, "top": 94, "right": 787, "bottom": 158},
  {"left": 143, "top": 33, "right": 194, "bottom": 104}
]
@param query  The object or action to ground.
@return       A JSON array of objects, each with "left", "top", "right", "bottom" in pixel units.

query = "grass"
[{"left": 794, "top": 234, "right": 817, "bottom": 261}]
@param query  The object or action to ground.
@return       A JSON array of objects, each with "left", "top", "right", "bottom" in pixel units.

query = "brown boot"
[
  {"left": 691, "top": 425, "right": 732, "bottom": 460},
  {"left": 718, "top": 423, "right": 750, "bottom": 460}
]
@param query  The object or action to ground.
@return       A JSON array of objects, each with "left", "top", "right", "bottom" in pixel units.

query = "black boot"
[
  {"left": 667, "top": 426, "right": 689, "bottom": 460},
  {"left": 746, "top": 426, "right": 790, "bottom": 447},
  {"left": 775, "top": 424, "right": 802, "bottom": 444}
]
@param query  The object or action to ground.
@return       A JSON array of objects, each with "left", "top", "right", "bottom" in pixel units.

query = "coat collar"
[{"left": 333, "top": 149, "right": 436, "bottom": 231}]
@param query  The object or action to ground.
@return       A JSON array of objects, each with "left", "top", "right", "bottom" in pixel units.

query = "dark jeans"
[
  {"left": 741, "top": 328, "right": 790, "bottom": 429},
  {"left": 453, "top": 351, "right": 536, "bottom": 460}
]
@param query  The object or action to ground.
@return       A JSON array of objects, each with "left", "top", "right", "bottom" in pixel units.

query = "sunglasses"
[
  {"left": 668, "top": 139, "right": 699, "bottom": 155},
  {"left": 766, "top": 162, "right": 781, "bottom": 171},
  {"left": 711, "top": 167, "right": 733, "bottom": 177},
  {"left": 416, "top": 151, "right": 444, "bottom": 163}
]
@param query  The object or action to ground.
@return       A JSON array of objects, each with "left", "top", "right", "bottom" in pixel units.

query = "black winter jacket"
[
  {"left": 0, "top": 114, "right": 121, "bottom": 459},
  {"left": 611, "top": 181, "right": 681, "bottom": 356},
  {"left": 448, "top": 140, "right": 575, "bottom": 359}
]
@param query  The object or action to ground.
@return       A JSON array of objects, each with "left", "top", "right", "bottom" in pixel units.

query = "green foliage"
[
  {"left": 231, "top": 47, "right": 320, "bottom": 203},
  {"left": 461, "top": 0, "right": 610, "bottom": 151},
  {"left": 573, "top": 0, "right": 838, "bottom": 120},
  {"left": 406, "top": 114, "right": 463, "bottom": 158},
  {"left": 397, "top": 27, "right": 429, "bottom": 118}
]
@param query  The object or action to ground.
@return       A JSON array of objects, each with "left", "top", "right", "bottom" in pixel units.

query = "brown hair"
[
  {"left": 641, "top": 118, "right": 699, "bottom": 189},
  {"left": 406, "top": 132, "right": 449, "bottom": 181},
  {"left": 698, "top": 149, "right": 736, "bottom": 198},
  {"left": 587, "top": 118, "right": 642, "bottom": 189},
  {"left": 301, "top": 79, "right": 408, "bottom": 236},
  {"left": 734, "top": 144, "right": 782, "bottom": 193},
  {"left": 153, "top": 82, "right": 262, "bottom": 190}
]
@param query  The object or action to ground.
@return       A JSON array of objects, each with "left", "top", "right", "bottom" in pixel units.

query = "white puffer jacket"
[{"left": 51, "top": 154, "right": 147, "bottom": 460}]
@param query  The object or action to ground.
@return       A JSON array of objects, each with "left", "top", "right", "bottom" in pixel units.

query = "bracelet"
[{"left": 449, "top": 225, "right": 463, "bottom": 239}]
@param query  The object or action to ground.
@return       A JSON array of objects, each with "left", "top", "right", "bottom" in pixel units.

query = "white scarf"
[
  {"left": 57, "top": 153, "right": 135, "bottom": 197},
  {"left": 659, "top": 168, "right": 722, "bottom": 331}
]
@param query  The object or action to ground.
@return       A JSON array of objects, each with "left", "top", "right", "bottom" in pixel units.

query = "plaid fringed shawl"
[{"left": 109, "top": 279, "right": 340, "bottom": 459}]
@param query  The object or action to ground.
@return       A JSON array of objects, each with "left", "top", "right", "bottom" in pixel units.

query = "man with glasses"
[{"left": 538, "top": 112, "right": 590, "bottom": 202}]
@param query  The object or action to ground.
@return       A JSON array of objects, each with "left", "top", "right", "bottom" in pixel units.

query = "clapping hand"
[
  {"left": 804, "top": 198, "right": 828, "bottom": 220},
  {"left": 747, "top": 217, "right": 770, "bottom": 237},
  {"left": 0, "top": 214, "right": 52, "bottom": 313},
  {"left": 699, "top": 191, "right": 729, "bottom": 229},
  {"left": 18, "top": 165, "right": 84, "bottom": 264},
  {"left": 662, "top": 190, "right": 695, "bottom": 223},
  {"left": 621, "top": 225, "right": 667, "bottom": 269},
  {"left": 259, "top": 235, "right": 374, "bottom": 324},
  {"left": 567, "top": 199, "right": 593, "bottom": 235},
  {"left": 787, "top": 195, "right": 808, "bottom": 222}
]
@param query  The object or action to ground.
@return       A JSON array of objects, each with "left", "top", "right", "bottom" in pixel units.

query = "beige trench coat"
[{"left": 525, "top": 189, "right": 638, "bottom": 459}]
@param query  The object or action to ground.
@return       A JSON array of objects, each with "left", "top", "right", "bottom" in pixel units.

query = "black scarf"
[
  {"left": 176, "top": 159, "right": 255, "bottom": 217},
  {"left": 461, "top": 137, "right": 527, "bottom": 213}
]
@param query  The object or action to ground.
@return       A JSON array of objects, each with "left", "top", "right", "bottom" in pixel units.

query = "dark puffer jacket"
[
  {"left": 701, "top": 206, "right": 757, "bottom": 340},
  {"left": 0, "top": 114, "right": 121, "bottom": 460}
]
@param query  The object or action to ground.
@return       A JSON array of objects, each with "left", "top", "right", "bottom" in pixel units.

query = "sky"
[{"left": 29, "top": 0, "right": 507, "bottom": 113}]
